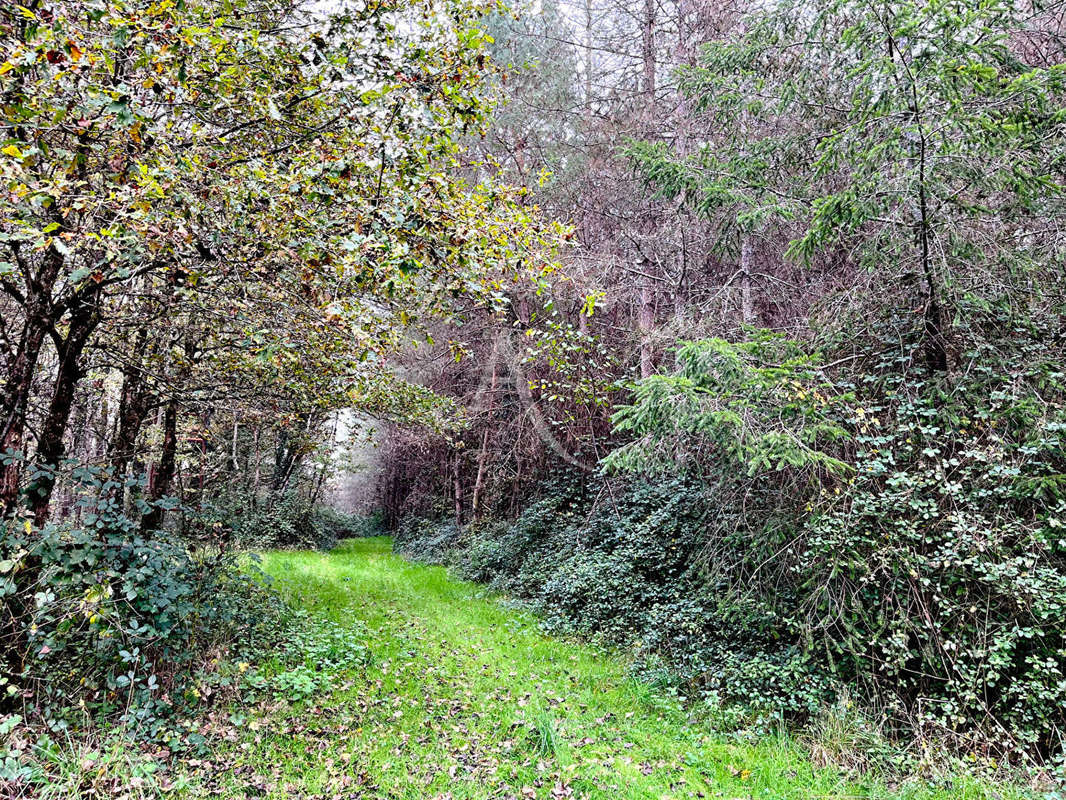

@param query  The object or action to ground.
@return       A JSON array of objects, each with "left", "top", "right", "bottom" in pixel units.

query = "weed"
[{"left": 528, "top": 711, "right": 570, "bottom": 765}]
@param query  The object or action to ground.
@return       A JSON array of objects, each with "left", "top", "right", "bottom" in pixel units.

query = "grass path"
[{"left": 181, "top": 538, "right": 1024, "bottom": 800}]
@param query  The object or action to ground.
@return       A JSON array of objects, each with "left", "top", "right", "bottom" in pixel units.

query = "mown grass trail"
[{"left": 183, "top": 538, "right": 1025, "bottom": 799}]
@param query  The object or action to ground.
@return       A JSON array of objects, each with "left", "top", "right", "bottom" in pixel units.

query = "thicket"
[
  {"left": 207, "top": 492, "right": 372, "bottom": 552},
  {"left": 396, "top": 308, "right": 1066, "bottom": 765},
  {"left": 0, "top": 464, "right": 291, "bottom": 749}
]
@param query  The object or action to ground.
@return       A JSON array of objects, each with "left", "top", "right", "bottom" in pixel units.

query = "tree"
[
  {"left": 0, "top": 0, "right": 557, "bottom": 521},
  {"left": 629, "top": 0, "right": 1066, "bottom": 370}
]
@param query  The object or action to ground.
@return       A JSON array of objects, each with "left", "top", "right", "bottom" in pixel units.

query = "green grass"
[{"left": 174, "top": 537, "right": 1035, "bottom": 799}]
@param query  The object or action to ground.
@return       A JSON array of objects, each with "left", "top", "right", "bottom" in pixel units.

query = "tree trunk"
[
  {"left": 272, "top": 426, "right": 296, "bottom": 493},
  {"left": 0, "top": 322, "right": 47, "bottom": 515},
  {"left": 108, "top": 329, "right": 153, "bottom": 484},
  {"left": 642, "top": 0, "right": 656, "bottom": 100},
  {"left": 471, "top": 340, "right": 500, "bottom": 519},
  {"left": 639, "top": 281, "right": 656, "bottom": 378},
  {"left": 452, "top": 450, "right": 464, "bottom": 529},
  {"left": 307, "top": 415, "right": 337, "bottom": 507},
  {"left": 251, "top": 423, "right": 262, "bottom": 502},
  {"left": 583, "top": 0, "right": 594, "bottom": 123},
  {"left": 1, "top": 246, "right": 67, "bottom": 515},
  {"left": 471, "top": 428, "right": 492, "bottom": 520},
  {"left": 30, "top": 291, "right": 102, "bottom": 524},
  {"left": 918, "top": 161, "right": 948, "bottom": 372},
  {"left": 740, "top": 235, "right": 755, "bottom": 326},
  {"left": 230, "top": 417, "right": 240, "bottom": 473},
  {"left": 142, "top": 398, "right": 178, "bottom": 533},
  {"left": 272, "top": 419, "right": 308, "bottom": 497}
]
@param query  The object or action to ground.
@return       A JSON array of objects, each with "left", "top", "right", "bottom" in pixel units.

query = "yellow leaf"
[
  {"left": 3, "top": 145, "right": 23, "bottom": 159},
  {"left": 0, "top": 62, "right": 15, "bottom": 75}
]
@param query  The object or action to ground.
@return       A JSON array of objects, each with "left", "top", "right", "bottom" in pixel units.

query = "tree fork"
[
  {"left": 29, "top": 288, "right": 103, "bottom": 524},
  {"left": 0, "top": 246, "right": 66, "bottom": 514}
]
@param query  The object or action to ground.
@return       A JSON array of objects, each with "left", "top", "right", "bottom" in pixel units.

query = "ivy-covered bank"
[{"left": 395, "top": 326, "right": 1066, "bottom": 771}]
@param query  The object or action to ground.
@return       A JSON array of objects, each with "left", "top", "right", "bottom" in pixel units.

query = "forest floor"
[{"left": 167, "top": 537, "right": 1030, "bottom": 800}]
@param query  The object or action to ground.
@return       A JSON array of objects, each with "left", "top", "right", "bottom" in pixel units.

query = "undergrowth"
[{"left": 180, "top": 538, "right": 1045, "bottom": 799}]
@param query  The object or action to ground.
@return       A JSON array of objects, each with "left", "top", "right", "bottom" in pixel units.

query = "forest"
[{"left": 2, "top": 0, "right": 1066, "bottom": 796}]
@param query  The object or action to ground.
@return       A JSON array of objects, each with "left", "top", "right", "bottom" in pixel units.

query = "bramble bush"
[
  {"left": 800, "top": 339, "right": 1066, "bottom": 759},
  {"left": 0, "top": 465, "right": 285, "bottom": 744},
  {"left": 224, "top": 491, "right": 330, "bottom": 550},
  {"left": 219, "top": 491, "right": 371, "bottom": 551},
  {"left": 394, "top": 517, "right": 464, "bottom": 566}
]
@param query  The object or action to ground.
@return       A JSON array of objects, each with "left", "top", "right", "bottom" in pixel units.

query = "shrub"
[
  {"left": 0, "top": 467, "right": 284, "bottom": 741},
  {"left": 394, "top": 517, "right": 463, "bottom": 564},
  {"left": 802, "top": 385, "right": 1066, "bottom": 758},
  {"left": 226, "top": 492, "right": 337, "bottom": 551},
  {"left": 603, "top": 323, "right": 1066, "bottom": 760}
]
